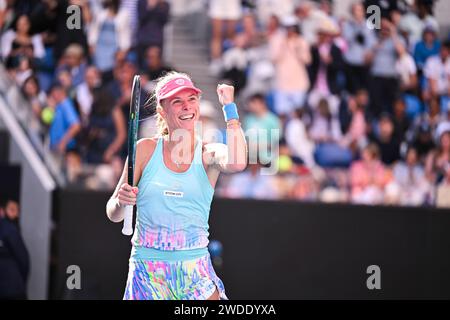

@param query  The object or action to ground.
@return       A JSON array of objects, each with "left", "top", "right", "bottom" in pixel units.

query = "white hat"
[
  {"left": 436, "top": 122, "right": 450, "bottom": 142},
  {"left": 281, "top": 15, "right": 298, "bottom": 27},
  {"left": 318, "top": 18, "right": 340, "bottom": 35}
]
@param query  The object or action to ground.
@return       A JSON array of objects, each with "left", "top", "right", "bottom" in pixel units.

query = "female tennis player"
[{"left": 106, "top": 71, "right": 247, "bottom": 300}]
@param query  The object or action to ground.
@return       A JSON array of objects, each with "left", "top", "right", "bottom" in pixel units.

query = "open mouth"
[{"left": 179, "top": 113, "right": 195, "bottom": 121}]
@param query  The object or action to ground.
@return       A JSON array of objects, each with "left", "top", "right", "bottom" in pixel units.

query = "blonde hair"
[{"left": 148, "top": 71, "right": 196, "bottom": 137}]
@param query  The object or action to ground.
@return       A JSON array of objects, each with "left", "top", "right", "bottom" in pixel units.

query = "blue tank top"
[{"left": 131, "top": 137, "right": 214, "bottom": 255}]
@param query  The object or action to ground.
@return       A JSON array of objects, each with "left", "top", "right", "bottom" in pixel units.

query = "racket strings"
[{"left": 139, "top": 92, "right": 158, "bottom": 122}]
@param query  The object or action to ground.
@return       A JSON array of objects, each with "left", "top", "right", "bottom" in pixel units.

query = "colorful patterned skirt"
[{"left": 123, "top": 250, "right": 227, "bottom": 300}]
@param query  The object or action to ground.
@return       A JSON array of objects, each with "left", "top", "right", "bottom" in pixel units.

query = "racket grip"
[{"left": 122, "top": 205, "right": 134, "bottom": 236}]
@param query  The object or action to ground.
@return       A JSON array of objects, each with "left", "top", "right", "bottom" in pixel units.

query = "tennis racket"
[{"left": 122, "top": 75, "right": 141, "bottom": 236}]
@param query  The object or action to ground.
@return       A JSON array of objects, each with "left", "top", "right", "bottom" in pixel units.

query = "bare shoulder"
[
  {"left": 137, "top": 137, "right": 158, "bottom": 148},
  {"left": 136, "top": 137, "right": 159, "bottom": 167}
]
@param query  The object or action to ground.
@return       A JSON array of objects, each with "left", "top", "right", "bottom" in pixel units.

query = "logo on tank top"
[{"left": 164, "top": 190, "right": 184, "bottom": 198}]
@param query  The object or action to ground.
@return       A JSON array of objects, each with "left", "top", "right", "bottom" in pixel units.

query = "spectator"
[
  {"left": 7, "top": 54, "right": 34, "bottom": 86},
  {"left": 47, "top": 84, "right": 81, "bottom": 155},
  {"left": 88, "top": 0, "right": 131, "bottom": 82},
  {"left": 84, "top": 88, "right": 126, "bottom": 164},
  {"left": 240, "top": 10, "right": 265, "bottom": 49},
  {"left": 425, "top": 96, "right": 445, "bottom": 130},
  {"left": 309, "top": 98, "right": 353, "bottom": 168},
  {"left": 0, "top": 14, "right": 45, "bottom": 61},
  {"left": 3, "top": 199, "right": 20, "bottom": 224},
  {"left": 425, "top": 123, "right": 450, "bottom": 184},
  {"left": 21, "top": 75, "right": 47, "bottom": 119},
  {"left": 294, "top": 0, "right": 329, "bottom": 45},
  {"left": 255, "top": 0, "right": 294, "bottom": 29},
  {"left": 309, "top": 99, "right": 342, "bottom": 144},
  {"left": 137, "top": 0, "right": 170, "bottom": 69},
  {"left": 342, "top": 1, "right": 377, "bottom": 93},
  {"left": 350, "top": 143, "right": 391, "bottom": 204},
  {"left": 443, "top": 103, "right": 450, "bottom": 124},
  {"left": 28, "top": 0, "right": 59, "bottom": 35},
  {"left": 396, "top": 42, "right": 418, "bottom": 94},
  {"left": 243, "top": 93, "right": 282, "bottom": 148},
  {"left": 398, "top": 0, "right": 438, "bottom": 49},
  {"left": 274, "top": 139, "right": 295, "bottom": 175},
  {"left": 144, "top": 46, "right": 171, "bottom": 81},
  {"left": 56, "top": 68, "right": 75, "bottom": 99},
  {"left": 435, "top": 161, "right": 450, "bottom": 208},
  {"left": 76, "top": 66, "right": 102, "bottom": 126},
  {"left": 244, "top": 41, "right": 276, "bottom": 99},
  {"left": 108, "top": 60, "right": 136, "bottom": 120},
  {"left": 264, "top": 14, "right": 281, "bottom": 38},
  {"left": 366, "top": 18, "right": 406, "bottom": 117},
  {"left": 269, "top": 15, "right": 311, "bottom": 117},
  {"left": 413, "top": 25, "right": 441, "bottom": 73},
  {"left": 341, "top": 93, "right": 368, "bottom": 150},
  {"left": 308, "top": 18, "right": 344, "bottom": 116},
  {"left": 423, "top": 40, "right": 450, "bottom": 101},
  {"left": 221, "top": 33, "right": 249, "bottom": 95},
  {"left": 285, "top": 108, "right": 316, "bottom": 168},
  {"left": 392, "top": 97, "right": 411, "bottom": 142},
  {"left": 0, "top": 0, "right": 19, "bottom": 34},
  {"left": 339, "top": 88, "right": 370, "bottom": 132},
  {"left": 370, "top": 113, "right": 401, "bottom": 165},
  {"left": 409, "top": 120, "right": 435, "bottom": 160},
  {"left": 392, "top": 146, "right": 430, "bottom": 206},
  {"left": 209, "top": 0, "right": 242, "bottom": 62},
  {"left": 119, "top": 0, "right": 139, "bottom": 46},
  {"left": 56, "top": 44, "right": 88, "bottom": 88},
  {"left": 0, "top": 200, "right": 30, "bottom": 300},
  {"left": 291, "top": 171, "right": 320, "bottom": 201}
]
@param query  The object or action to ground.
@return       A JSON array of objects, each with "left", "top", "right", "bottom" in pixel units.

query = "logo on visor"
[{"left": 175, "top": 79, "right": 185, "bottom": 85}]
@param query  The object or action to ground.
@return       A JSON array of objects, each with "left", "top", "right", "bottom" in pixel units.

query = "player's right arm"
[{"left": 106, "top": 138, "right": 157, "bottom": 222}]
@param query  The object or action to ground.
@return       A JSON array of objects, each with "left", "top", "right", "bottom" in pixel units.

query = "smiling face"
[{"left": 159, "top": 88, "right": 201, "bottom": 133}]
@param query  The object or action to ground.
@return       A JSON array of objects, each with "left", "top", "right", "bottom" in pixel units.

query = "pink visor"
[{"left": 157, "top": 77, "right": 202, "bottom": 102}]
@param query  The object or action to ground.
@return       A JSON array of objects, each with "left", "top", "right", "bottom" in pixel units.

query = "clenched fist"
[{"left": 217, "top": 84, "right": 235, "bottom": 106}]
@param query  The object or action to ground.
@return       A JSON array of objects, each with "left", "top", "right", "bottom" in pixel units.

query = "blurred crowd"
[
  {"left": 208, "top": 0, "right": 450, "bottom": 207},
  {"left": 0, "top": 0, "right": 171, "bottom": 188},
  {"left": 1, "top": 0, "right": 450, "bottom": 207}
]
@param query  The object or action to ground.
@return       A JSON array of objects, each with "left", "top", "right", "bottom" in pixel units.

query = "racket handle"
[{"left": 122, "top": 205, "right": 134, "bottom": 236}]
